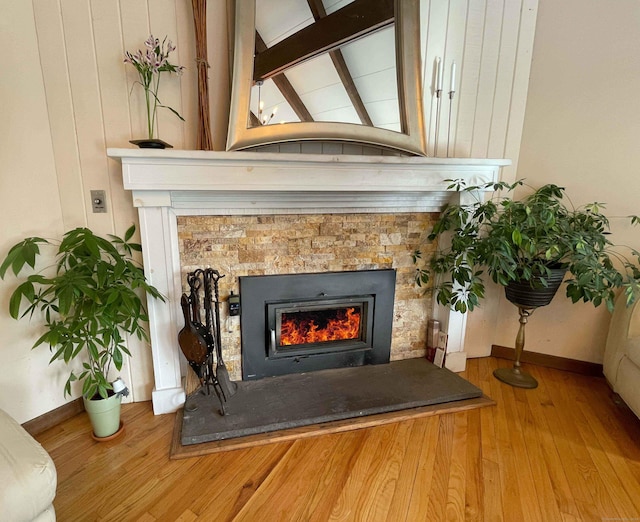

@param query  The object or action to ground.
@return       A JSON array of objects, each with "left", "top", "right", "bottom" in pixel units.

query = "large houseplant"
[
  {"left": 414, "top": 180, "right": 640, "bottom": 388},
  {"left": 0, "top": 226, "right": 164, "bottom": 438},
  {"left": 414, "top": 180, "right": 640, "bottom": 313}
]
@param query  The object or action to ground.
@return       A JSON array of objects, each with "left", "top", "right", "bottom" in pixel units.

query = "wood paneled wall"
[
  {"left": 30, "top": 0, "right": 539, "bottom": 232},
  {"left": 422, "top": 0, "right": 538, "bottom": 178},
  {"left": 28, "top": 0, "right": 538, "bottom": 403}
]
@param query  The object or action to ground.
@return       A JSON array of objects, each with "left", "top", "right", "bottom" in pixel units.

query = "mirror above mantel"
[{"left": 226, "top": 0, "right": 427, "bottom": 155}]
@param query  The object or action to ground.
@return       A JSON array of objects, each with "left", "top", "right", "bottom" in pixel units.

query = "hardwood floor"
[{"left": 36, "top": 357, "right": 640, "bottom": 521}]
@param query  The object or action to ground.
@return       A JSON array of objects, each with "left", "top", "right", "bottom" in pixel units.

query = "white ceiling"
[{"left": 251, "top": 0, "right": 401, "bottom": 131}]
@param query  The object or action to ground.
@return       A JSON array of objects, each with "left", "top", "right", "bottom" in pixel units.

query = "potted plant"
[
  {"left": 124, "top": 34, "right": 185, "bottom": 149},
  {"left": 413, "top": 180, "right": 640, "bottom": 387},
  {"left": 0, "top": 226, "right": 164, "bottom": 438}
]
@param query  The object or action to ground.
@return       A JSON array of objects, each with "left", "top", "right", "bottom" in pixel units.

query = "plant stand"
[{"left": 493, "top": 306, "right": 538, "bottom": 389}]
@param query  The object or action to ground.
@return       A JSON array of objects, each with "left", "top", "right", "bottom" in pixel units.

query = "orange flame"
[{"left": 280, "top": 307, "right": 361, "bottom": 346}]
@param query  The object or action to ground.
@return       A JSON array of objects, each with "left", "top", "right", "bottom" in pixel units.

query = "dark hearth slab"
[{"left": 180, "top": 358, "right": 483, "bottom": 446}]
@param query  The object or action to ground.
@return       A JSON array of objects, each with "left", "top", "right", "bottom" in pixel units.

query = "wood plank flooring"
[{"left": 36, "top": 357, "right": 640, "bottom": 521}]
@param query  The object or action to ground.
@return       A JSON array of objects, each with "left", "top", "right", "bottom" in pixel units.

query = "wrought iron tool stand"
[{"left": 181, "top": 268, "right": 237, "bottom": 415}]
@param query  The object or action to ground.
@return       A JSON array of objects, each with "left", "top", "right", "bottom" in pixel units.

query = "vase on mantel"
[
  {"left": 124, "top": 35, "right": 184, "bottom": 151},
  {"left": 129, "top": 138, "right": 173, "bottom": 149}
]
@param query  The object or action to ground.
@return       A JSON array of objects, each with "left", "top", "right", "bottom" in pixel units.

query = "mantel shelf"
[{"left": 108, "top": 149, "right": 511, "bottom": 196}]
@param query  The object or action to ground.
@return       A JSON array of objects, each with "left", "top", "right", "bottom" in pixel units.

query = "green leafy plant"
[
  {"left": 414, "top": 180, "right": 640, "bottom": 313},
  {"left": 0, "top": 226, "right": 164, "bottom": 399}
]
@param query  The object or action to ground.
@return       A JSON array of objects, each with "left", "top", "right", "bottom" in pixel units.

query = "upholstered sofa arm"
[
  {"left": 0, "top": 408, "right": 57, "bottom": 521},
  {"left": 603, "top": 294, "right": 640, "bottom": 418}
]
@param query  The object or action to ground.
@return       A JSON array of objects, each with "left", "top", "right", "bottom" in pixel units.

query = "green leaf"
[
  {"left": 21, "top": 241, "right": 41, "bottom": 271},
  {"left": 113, "top": 346, "right": 123, "bottom": 370},
  {"left": 0, "top": 246, "right": 21, "bottom": 278},
  {"left": 87, "top": 341, "right": 100, "bottom": 363},
  {"left": 64, "top": 373, "right": 77, "bottom": 398},
  {"left": 97, "top": 383, "right": 109, "bottom": 399},
  {"left": 0, "top": 238, "right": 48, "bottom": 278},
  {"left": 511, "top": 229, "right": 522, "bottom": 246},
  {"left": 159, "top": 104, "right": 185, "bottom": 121},
  {"left": 83, "top": 379, "right": 97, "bottom": 400},
  {"left": 124, "top": 225, "right": 135, "bottom": 242},
  {"left": 9, "top": 282, "right": 34, "bottom": 319}
]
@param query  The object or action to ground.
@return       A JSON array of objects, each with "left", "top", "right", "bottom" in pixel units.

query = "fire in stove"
[
  {"left": 280, "top": 306, "right": 362, "bottom": 346},
  {"left": 268, "top": 296, "right": 372, "bottom": 361}
]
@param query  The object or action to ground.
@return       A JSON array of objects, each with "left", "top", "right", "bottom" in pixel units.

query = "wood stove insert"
[{"left": 239, "top": 269, "right": 396, "bottom": 380}]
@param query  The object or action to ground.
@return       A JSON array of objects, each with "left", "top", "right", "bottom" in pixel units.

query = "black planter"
[
  {"left": 129, "top": 138, "right": 173, "bottom": 149},
  {"left": 504, "top": 267, "right": 567, "bottom": 309}
]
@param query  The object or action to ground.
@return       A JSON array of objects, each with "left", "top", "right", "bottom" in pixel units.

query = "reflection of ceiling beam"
[
  {"left": 254, "top": 0, "right": 394, "bottom": 81},
  {"left": 272, "top": 75, "right": 314, "bottom": 122},
  {"left": 255, "top": 33, "right": 314, "bottom": 123},
  {"left": 307, "top": 0, "right": 373, "bottom": 127}
]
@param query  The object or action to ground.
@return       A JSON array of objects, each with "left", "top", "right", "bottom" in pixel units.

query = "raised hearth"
[
  {"left": 180, "top": 358, "right": 484, "bottom": 445},
  {"left": 108, "top": 149, "right": 510, "bottom": 414}
]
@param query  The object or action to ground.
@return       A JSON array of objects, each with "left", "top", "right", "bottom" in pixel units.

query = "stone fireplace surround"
[
  {"left": 109, "top": 149, "right": 509, "bottom": 414},
  {"left": 179, "top": 211, "right": 434, "bottom": 382}
]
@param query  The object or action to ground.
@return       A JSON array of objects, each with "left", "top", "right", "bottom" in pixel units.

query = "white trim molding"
[{"left": 108, "top": 149, "right": 510, "bottom": 414}]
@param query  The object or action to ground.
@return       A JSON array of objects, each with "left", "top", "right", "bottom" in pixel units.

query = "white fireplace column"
[
  {"left": 136, "top": 198, "right": 185, "bottom": 414},
  {"left": 109, "top": 149, "right": 510, "bottom": 414}
]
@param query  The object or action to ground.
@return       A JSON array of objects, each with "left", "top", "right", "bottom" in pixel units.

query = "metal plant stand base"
[{"left": 493, "top": 306, "right": 538, "bottom": 389}]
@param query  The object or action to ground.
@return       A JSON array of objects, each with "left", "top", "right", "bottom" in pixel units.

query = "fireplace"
[
  {"left": 108, "top": 149, "right": 510, "bottom": 414},
  {"left": 240, "top": 269, "right": 395, "bottom": 379}
]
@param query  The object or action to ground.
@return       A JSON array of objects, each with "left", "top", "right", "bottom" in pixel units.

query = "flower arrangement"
[{"left": 124, "top": 35, "right": 185, "bottom": 140}]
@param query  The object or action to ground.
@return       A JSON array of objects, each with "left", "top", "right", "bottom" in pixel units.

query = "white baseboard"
[{"left": 151, "top": 387, "right": 186, "bottom": 415}]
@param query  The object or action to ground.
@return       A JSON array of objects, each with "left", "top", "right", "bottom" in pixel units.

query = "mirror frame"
[{"left": 226, "top": 0, "right": 427, "bottom": 155}]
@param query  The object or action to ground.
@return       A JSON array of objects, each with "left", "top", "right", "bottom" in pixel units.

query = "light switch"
[{"left": 91, "top": 190, "right": 107, "bottom": 213}]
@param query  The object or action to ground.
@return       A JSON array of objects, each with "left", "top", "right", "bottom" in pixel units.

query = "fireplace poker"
[
  {"left": 187, "top": 270, "right": 203, "bottom": 324},
  {"left": 204, "top": 269, "right": 237, "bottom": 399}
]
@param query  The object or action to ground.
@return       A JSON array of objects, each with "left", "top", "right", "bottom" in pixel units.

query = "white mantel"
[{"left": 108, "top": 149, "right": 510, "bottom": 414}]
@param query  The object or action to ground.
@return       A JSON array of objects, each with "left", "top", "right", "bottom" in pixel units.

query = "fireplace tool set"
[{"left": 178, "top": 268, "right": 237, "bottom": 415}]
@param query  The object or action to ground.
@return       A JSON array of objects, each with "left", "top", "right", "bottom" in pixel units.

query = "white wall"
[
  {"left": 0, "top": 2, "right": 68, "bottom": 423},
  {"left": 467, "top": 0, "right": 640, "bottom": 363},
  {"left": 1, "top": 0, "right": 537, "bottom": 422},
  {"left": 0, "top": 0, "right": 228, "bottom": 423}
]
